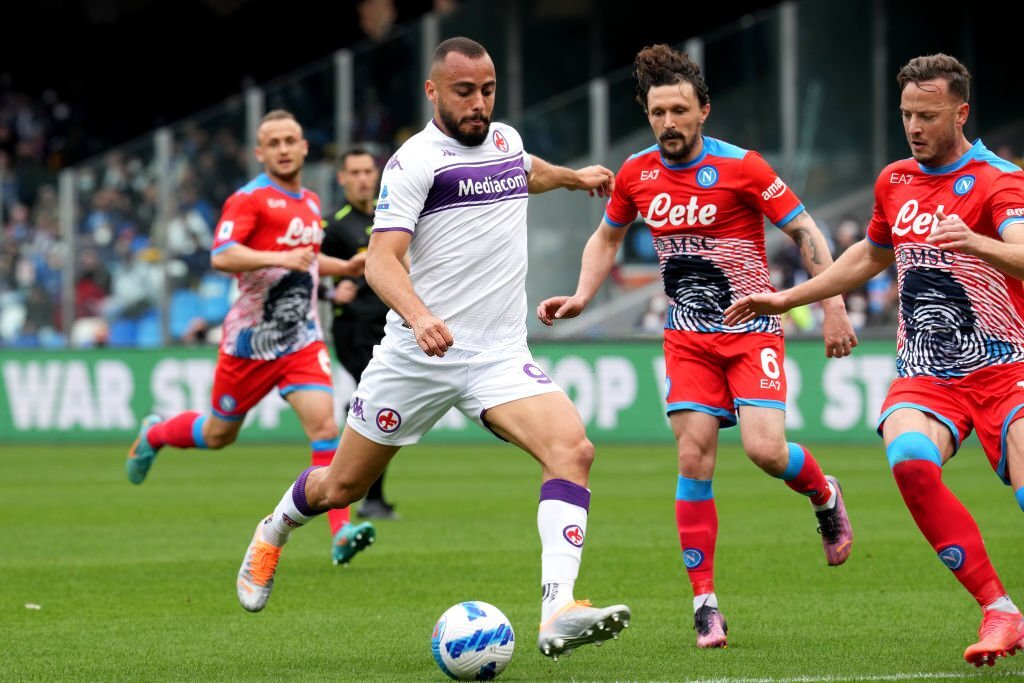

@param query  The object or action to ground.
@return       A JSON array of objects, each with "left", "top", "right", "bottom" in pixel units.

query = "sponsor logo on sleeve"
[
  {"left": 761, "top": 176, "right": 787, "bottom": 200},
  {"left": 376, "top": 185, "right": 390, "bottom": 211}
]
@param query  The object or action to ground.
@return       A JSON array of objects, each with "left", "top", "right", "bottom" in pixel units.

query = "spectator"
[
  {"left": 357, "top": 0, "right": 396, "bottom": 41},
  {"left": 638, "top": 294, "right": 668, "bottom": 333},
  {"left": 75, "top": 248, "right": 111, "bottom": 317},
  {"left": 833, "top": 217, "right": 870, "bottom": 329},
  {"left": 22, "top": 284, "right": 57, "bottom": 341},
  {"left": 0, "top": 150, "right": 18, "bottom": 219},
  {"left": 828, "top": 215, "right": 898, "bottom": 327},
  {"left": 166, "top": 184, "right": 213, "bottom": 273},
  {"left": 104, "top": 236, "right": 163, "bottom": 322},
  {"left": 31, "top": 183, "right": 58, "bottom": 227}
]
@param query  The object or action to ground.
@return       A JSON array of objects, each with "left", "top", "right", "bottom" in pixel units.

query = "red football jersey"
[
  {"left": 866, "top": 140, "right": 1024, "bottom": 378},
  {"left": 605, "top": 136, "right": 804, "bottom": 335},
  {"left": 211, "top": 173, "right": 325, "bottom": 360}
]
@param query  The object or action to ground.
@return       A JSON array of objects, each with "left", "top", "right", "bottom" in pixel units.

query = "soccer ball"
[{"left": 431, "top": 601, "right": 515, "bottom": 680}]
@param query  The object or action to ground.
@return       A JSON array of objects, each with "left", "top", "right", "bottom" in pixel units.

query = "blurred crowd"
[
  {"left": 3, "top": 0, "right": 1023, "bottom": 347},
  {"left": 767, "top": 215, "right": 898, "bottom": 334},
  {"left": 1, "top": 86, "right": 71, "bottom": 347},
  {"left": 1, "top": 0, "right": 461, "bottom": 350},
  {"left": 1, "top": 90, "right": 245, "bottom": 348},
  {"left": 64, "top": 122, "right": 248, "bottom": 348}
]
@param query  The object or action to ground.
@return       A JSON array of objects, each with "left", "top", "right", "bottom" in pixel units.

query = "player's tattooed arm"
[
  {"left": 780, "top": 211, "right": 859, "bottom": 358},
  {"left": 780, "top": 211, "right": 830, "bottom": 274},
  {"left": 792, "top": 227, "right": 819, "bottom": 264}
]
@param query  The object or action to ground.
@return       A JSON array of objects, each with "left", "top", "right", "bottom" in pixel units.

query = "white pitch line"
[{"left": 672, "top": 671, "right": 1024, "bottom": 683}]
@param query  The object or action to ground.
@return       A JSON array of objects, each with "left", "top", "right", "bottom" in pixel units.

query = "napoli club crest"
[
  {"left": 953, "top": 174, "right": 975, "bottom": 196},
  {"left": 218, "top": 394, "right": 237, "bottom": 413},
  {"left": 938, "top": 544, "right": 965, "bottom": 570},
  {"left": 562, "top": 525, "right": 585, "bottom": 547},
  {"left": 375, "top": 408, "right": 402, "bottom": 433},
  {"left": 683, "top": 548, "right": 705, "bottom": 569},
  {"left": 696, "top": 165, "right": 719, "bottom": 188},
  {"left": 493, "top": 130, "right": 509, "bottom": 153}
]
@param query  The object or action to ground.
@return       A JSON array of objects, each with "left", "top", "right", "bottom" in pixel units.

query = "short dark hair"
[
  {"left": 634, "top": 44, "right": 710, "bottom": 110},
  {"left": 260, "top": 109, "right": 297, "bottom": 126},
  {"left": 897, "top": 54, "right": 971, "bottom": 102},
  {"left": 338, "top": 146, "right": 374, "bottom": 169},
  {"left": 433, "top": 37, "right": 488, "bottom": 65}
]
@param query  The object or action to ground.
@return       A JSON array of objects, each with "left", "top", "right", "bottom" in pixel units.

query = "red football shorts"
[
  {"left": 663, "top": 329, "right": 787, "bottom": 427},
  {"left": 211, "top": 341, "right": 333, "bottom": 420},
  {"left": 878, "top": 363, "right": 1024, "bottom": 483}
]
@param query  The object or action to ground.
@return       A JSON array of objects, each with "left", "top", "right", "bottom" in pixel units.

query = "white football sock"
[
  {"left": 261, "top": 469, "right": 324, "bottom": 546},
  {"left": 538, "top": 497, "right": 588, "bottom": 622},
  {"left": 812, "top": 481, "right": 837, "bottom": 512},
  {"left": 985, "top": 595, "right": 1019, "bottom": 614},
  {"left": 694, "top": 592, "right": 718, "bottom": 612}
]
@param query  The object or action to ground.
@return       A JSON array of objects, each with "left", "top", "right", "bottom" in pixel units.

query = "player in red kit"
[
  {"left": 538, "top": 44, "right": 856, "bottom": 649},
  {"left": 726, "top": 54, "right": 1024, "bottom": 667},
  {"left": 125, "top": 110, "right": 376, "bottom": 567}
]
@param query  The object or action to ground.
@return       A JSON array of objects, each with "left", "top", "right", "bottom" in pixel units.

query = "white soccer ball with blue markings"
[{"left": 431, "top": 601, "right": 515, "bottom": 680}]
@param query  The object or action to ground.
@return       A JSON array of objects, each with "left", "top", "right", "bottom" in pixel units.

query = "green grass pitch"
[{"left": 2, "top": 440, "right": 1022, "bottom": 681}]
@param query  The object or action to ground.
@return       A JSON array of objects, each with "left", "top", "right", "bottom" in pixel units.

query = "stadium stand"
[{"left": 3, "top": 0, "right": 1023, "bottom": 348}]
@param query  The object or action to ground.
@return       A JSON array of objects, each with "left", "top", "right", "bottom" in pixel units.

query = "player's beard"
[
  {"left": 438, "top": 101, "right": 490, "bottom": 146},
  {"left": 268, "top": 158, "right": 303, "bottom": 184},
  {"left": 907, "top": 121, "right": 960, "bottom": 167},
  {"left": 658, "top": 130, "right": 698, "bottom": 164},
  {"left": 272, "top": 162, "right": 303, "bottom": 184}
]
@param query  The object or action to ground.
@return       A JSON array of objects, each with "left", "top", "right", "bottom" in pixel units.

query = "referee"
[{"left": 321, "top": 147, "right": 397, "bottom": 520}]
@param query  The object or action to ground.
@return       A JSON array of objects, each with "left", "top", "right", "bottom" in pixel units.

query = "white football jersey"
[{"left": 372, "top": 120, "right": 533, "bottom": 352}]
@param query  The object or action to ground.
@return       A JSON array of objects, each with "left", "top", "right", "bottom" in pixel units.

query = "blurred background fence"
[{"left": 5, "top": 0, "right": 1023, "bottom": 351}]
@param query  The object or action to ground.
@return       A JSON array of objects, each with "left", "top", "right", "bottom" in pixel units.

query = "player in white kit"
[{"left": 236, "top": 37, "right": 631, "bottom": 661}]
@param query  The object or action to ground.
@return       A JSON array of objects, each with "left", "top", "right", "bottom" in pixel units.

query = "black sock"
[{"left": 366, "top": 472, "right": 386, "bottom": 503}]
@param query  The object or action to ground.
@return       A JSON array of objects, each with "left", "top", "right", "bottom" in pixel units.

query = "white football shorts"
[{"left": 344, "top": 331, "right": 563, "bottom": 446}]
